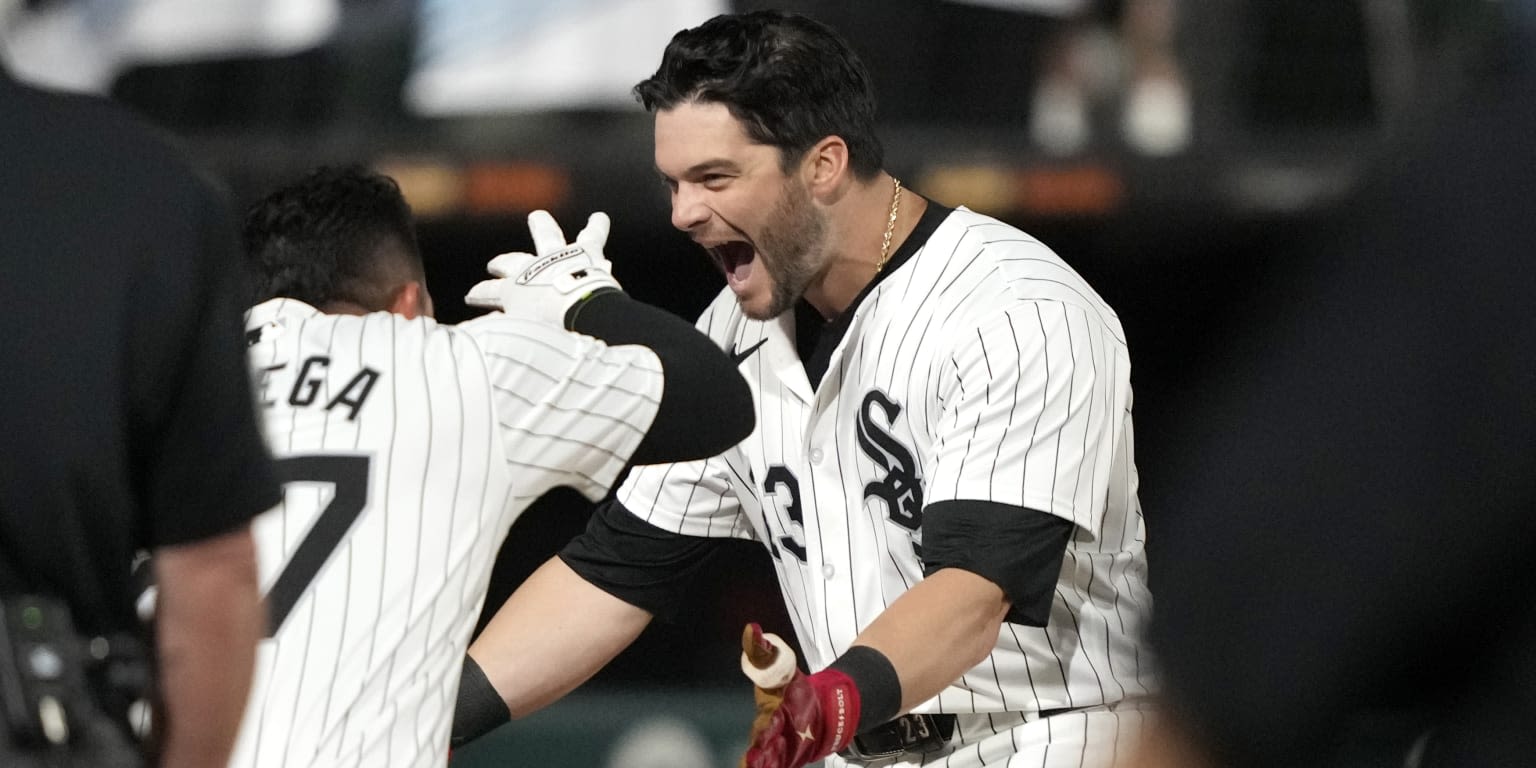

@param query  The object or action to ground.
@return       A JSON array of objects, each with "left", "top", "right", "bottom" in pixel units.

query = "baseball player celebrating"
[
  {"left": 228, "top": 166, "right": 752, "bottom": 768},
  {"left": 453, "top": 11, "right": 1154, "bottom": 768}
]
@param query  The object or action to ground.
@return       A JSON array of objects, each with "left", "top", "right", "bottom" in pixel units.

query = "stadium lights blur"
[
  {"left": 918, "top": 163, "right": 1124, "bottom": 218},
  {"left": 372, "top": 158, "right": 572, "bottom": 219},
  {"left": 373, "top": 158, "right": 465, "bottom": 217}
]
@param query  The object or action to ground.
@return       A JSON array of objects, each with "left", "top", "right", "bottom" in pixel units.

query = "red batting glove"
[{"left": 739, "top": 624, "right": 861, "bottom": 768}]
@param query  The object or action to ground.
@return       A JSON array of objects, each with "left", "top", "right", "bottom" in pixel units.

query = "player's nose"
[{"left": 669, "top": 183, "right": 710, "bottom": 232}]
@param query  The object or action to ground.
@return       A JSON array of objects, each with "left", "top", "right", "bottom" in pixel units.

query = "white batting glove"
[{"left": 464, "top": 210, "right": 622, "bottom": 327}]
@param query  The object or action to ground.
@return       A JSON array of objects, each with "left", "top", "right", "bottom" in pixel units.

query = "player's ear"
[
  {"left": 804, "top": 136, "right": 850, "bottom": 200},
  {"left": 388, "top": 281, "right": 432, "bottom": 320}
]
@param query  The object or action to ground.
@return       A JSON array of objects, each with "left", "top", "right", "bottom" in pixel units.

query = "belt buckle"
[{"left": 840, "top": 713, "right": 954, "bottom": 761}]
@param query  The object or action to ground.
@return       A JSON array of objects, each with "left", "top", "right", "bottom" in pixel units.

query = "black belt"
[
  {"left": 840, "top": 707, "right": 1086, "bottom": 761},
  {"left": 840, "top": 713, "right": 956, "bottom": 761}
]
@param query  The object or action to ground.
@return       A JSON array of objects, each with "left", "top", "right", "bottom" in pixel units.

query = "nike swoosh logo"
[{"left": 728, "top": 339, "right": 768, "bottom": 366}]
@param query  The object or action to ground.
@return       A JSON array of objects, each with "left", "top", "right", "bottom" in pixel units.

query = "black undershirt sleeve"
[
  {"left": 565, "top": 290, "right": 753, "bottom": 465},
  {"left": 558, "top": 497, "right": 726, "bottom": 622},
  {"left": 450, "top": 655, "right": 509, "bottom": 748},
  {"left": 920, "top": 500, "right": 1075, "bottom": 626}
]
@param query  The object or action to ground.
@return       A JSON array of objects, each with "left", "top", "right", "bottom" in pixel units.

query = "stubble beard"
[{"left": 747, "top": 179, "right": 827, "bottom": 321}]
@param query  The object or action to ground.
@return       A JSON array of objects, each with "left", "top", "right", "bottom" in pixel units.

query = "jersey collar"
[{"left": 796, "top": 202, "right": 954, "bottom": 388}]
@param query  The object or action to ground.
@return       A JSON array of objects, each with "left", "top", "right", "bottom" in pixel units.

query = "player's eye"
[{"left": 699, "top": 173, "right": 733, "bottom": 191}]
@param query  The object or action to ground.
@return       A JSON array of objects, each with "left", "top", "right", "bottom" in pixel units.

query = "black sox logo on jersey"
[{"left": 856, "top": 389, "right": 923, "bottom": 530}]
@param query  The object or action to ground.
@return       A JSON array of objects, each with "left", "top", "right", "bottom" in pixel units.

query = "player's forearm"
[
  {"left": 153, "top": 525, "right": 262, "bottom": 768},
  {"left": 567, "top": 291, "right": 753, "bottom": 463},
  {"left": 468, "top": 557, "right": 652, "bottom": 718},
  {"left": 850, "top": 568, "right": 1009, "bottom": 712}
]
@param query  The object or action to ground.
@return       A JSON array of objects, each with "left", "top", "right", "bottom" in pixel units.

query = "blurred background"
[{"left": 1, "top": 0, "right": 1516, "bottom": 765}]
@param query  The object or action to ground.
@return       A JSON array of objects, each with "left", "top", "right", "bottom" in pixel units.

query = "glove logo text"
[{"left": 516, "top": 246, "right": 586, "bottom": 284}]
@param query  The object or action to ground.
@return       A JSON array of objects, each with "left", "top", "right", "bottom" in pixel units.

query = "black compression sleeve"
[
  {"left": 565, "top": 291, "right": 753, "bottom": 465},
  {"left": 558, "top": 498, "right": 725, "bottom": 622},
  {"left": 451, "top": 655, "right": 510, "bottom": 748},
  {"left": 828, "top": 646, "right": 902, "bottom": 733},
  {"left": 920, "top": 500, "right": 1075, "bottom": 626}
]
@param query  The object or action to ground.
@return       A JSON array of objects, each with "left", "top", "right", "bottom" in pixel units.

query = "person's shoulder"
[
  {"left": 450, "top": 312, "right": 660, "bottom": 387},
  {"left": 933, "top": 206, "right": 1053, "bottom": 255},
  {"left": 923, "top": 206, "right": 1123, "bottom": 331},
  {"left": 246, "top": 297, "right": 321, "bottom": 324},
  {"left": 1, "top": 76, "right": 214, "bottom": 191},
  {"left": 452, "top": 311, "right": 586, "bottom": 356},
  {"left": 244, "top": 298, "right": 344, "bottom": 352},
  {"left": 918, "top": 205, "right": 1073, "bottom": 287},
  {"left": 248, "top": 301, "right": 459, "bottom": 353},
  {"left": 1, "top": 76, "right": 122, "bottom": 126}
]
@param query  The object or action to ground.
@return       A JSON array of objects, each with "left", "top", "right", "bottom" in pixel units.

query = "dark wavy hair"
[
  {"left": 242, "top": 165, "right": 423, "bottom": 309},
  {"left": 633, "top": 10, "right": 885, "bottom": 180}
]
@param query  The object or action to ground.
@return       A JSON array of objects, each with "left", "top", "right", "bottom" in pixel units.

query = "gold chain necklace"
[{"left": 875, "top": 177, "right": 903, "bottom": 273}]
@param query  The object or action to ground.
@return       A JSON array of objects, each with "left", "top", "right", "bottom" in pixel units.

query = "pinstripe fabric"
[
  {"left": 232, "top": 299, "right": 663, "bottom": 768},
  {"left": 618, "top": 208, "right": 1153, "bottom": 766}
]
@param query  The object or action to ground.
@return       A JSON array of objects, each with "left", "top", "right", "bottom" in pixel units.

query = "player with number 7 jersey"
[{"left": 228, "top": 167, "right": 752, "bottom": 768}]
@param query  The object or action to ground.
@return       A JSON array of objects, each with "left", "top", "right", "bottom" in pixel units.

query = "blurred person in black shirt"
[
  {"left": 0, "top": 61, "right": 277, "bottom": 766},
  {"left": 1130, "top": 9, "right": 1536, "bottom": 768}
]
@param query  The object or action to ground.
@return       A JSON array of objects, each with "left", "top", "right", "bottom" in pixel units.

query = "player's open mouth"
[{"left": 708, "top": 241, "right": 757, "bottom": 286}]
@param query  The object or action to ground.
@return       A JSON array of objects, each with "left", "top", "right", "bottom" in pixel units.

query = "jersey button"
[
  {"left": 809, "top": 448, "right": 824, "bottom": 464},
  {"left": 822, "top": 564, "right": 836, "bottom": 579}
]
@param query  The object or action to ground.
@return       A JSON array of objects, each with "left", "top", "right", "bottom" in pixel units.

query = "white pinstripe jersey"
[
  {"left": 231, "top": 298, "right": 664, "bottom": 768},
  {"left": 617, "top": 207, "right": 1153, "bottom": 720}
]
